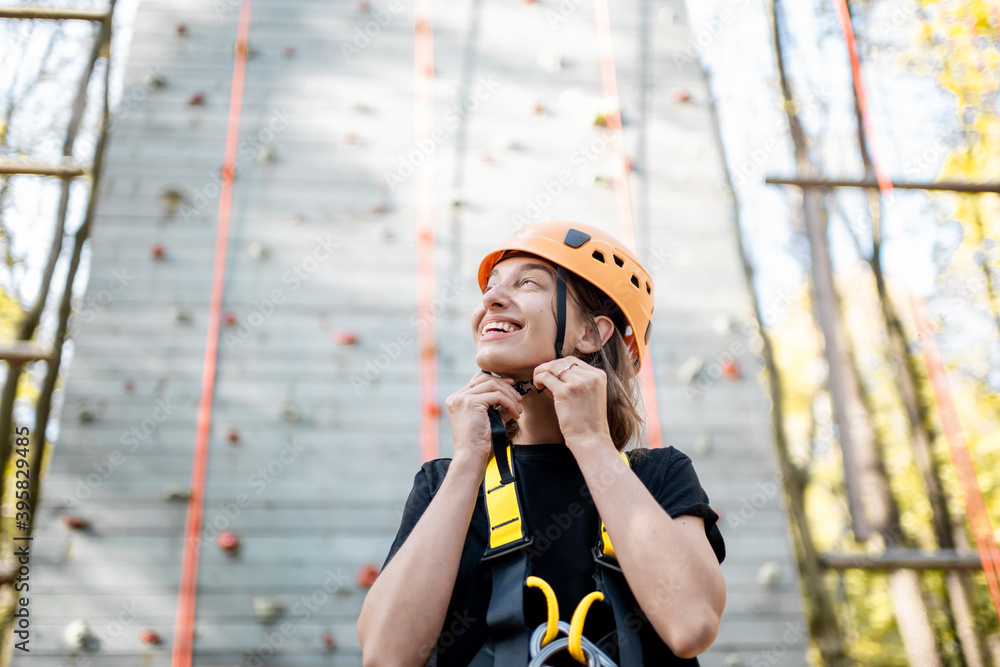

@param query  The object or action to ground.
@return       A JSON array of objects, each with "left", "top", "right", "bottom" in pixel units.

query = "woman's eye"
[{"left": 520, "top": 278, "right": 536, "bottom": 287}]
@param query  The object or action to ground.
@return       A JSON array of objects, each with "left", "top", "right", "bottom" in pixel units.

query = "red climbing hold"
[
  {"left": 188, "top": 92, "right": 205, "bottom": 106},
  {"left": 532, "top": 102, "right": 546, "bottom": 115},
  {"left": 222, "top": 311, "right": 237, "bottom": 327},
  {"left": 671, "top": 87, "right": 692, "bottom": 103},
  {"left": 139, "top": 629, "right": 162, "bottom": 645},
  {"left": 217, "top": 531, "right": 240, "bottom": 553},
  {"left": 721, "top": 359, "right": 741, "bottom": 381},
  {"left": 62, "top": 514, "right": 89, "bottom": 530},
  {"left": 123, "top": 379, "right": 135, "bottom": 393},
  {"left": 333, "top": 331, "right": 359, "bottom": 346},
  {"left": 176, "top": 24, "right": 188, "bottom": 37},
  {"left": 321, "top": 631, "right": 337, "bottom": 650},
  {"left": 356, "top": 563, "right": 380, "bottom": 587},
  {"left": 151, "top": 243, "right": 166, "bottom": 260},
  {"left": 358, "top": 0, "right": 370, "bottom": 11},
  {"left": 282, "top": 45, "right": 296, "bottom": 58},
  {"left": 226, "top": 428, "right": 240, "bottom": 444}
]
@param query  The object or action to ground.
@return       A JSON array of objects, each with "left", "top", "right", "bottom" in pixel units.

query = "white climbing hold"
[
  {"left": 248, "top": 241, "right": 268, "bottom": 261},
  {"left": 64, "top": 619, "right": 93, "bottom": 648},
  {"left": 713, "top": 314, "right": 735, "bottom": 335},
  {"left": 537, "top": 50, "right": 564, "bottom": 72},
  {"left": 693, "top": 433, "right": 712, "bottom": 457},
  {"left": 172, "top": 306, "right": 193, "bottom": 324},
  {"left": 677, "top": 356, "right": 704, "bottom": 384},
  {"left": 722, "top": 653, "right": 744, "bottom": 667},
  {"left": 757, "top": 561, "right": 782, "bottom": 589},
  {"left": 281, "top": 402, "right": 301, "bottom": 424},
  {"left": 256, "top": 146, "right": 277, "bottom": 164},
  {"left": 253, "top": 597, "right": 288, "bottom": 624}
]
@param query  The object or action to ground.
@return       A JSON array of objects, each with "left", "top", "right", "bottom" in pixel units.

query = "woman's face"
[{"left": 472, "top": 255, "right": 585, "bottom": 379}]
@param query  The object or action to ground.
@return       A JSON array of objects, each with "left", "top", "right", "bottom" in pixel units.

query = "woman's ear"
[{"left": 575, "top": 315, "right": 616, "bottom": 355}]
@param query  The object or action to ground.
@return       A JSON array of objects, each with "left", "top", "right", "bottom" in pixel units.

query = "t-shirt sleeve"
[
  {"left": 633, "top": 447, "right": 725, "bottom": 564},
  {"left": 381, "top": 459, "right": 449, "bottom": 570}
]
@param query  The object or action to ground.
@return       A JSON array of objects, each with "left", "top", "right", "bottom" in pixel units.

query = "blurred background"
[{"left": 0, "top": 0, "right": 998, "bottom": 665}]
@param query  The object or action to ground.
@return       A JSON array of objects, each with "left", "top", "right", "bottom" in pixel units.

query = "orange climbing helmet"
[{"left": 477, "top": 221, "right": 655, "bottom": 370}]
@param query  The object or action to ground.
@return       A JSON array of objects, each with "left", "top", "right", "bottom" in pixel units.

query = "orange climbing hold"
[
  {"left": 321, "top": 631, "right": 337, "bottom": 649},
  {"left": 671, "top": 87, "right": 692, "bottom": 103},
  {"left": 721, "top": 359, "right": 741, "bottom": 381},
  {"left": 188, "top": 92, "right": 205, "bottom": 106},
  {"left": 356, "top": 563, "right": 380, "bottom": 587},
  {"left": 216, "top": 531, "right": 240, "bottom": 553},
  {"left": 139, "top": 629, "right": 162, "bottom": 645},
  {"left": 333, "top": 331, "right": 359, "bottom": 346},
  {"left": 222, "top": 311, "right": 237, "bottom": 327},
  {"left": 226, "top": 428, "right": 240, "bottom": 444},
  {"left": 176, "top": 24, "right": 188, "bottom": 37},
  {"left": 151, "top": 243, "right": 166, "bottom": 260},
  {"left": 61, "top": 514, "right": 89, "bottom": 530}
]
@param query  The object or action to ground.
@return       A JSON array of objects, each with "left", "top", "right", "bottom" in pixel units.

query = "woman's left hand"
[{"left": 532, "top": 356, "right": 613, "bottom": 450}]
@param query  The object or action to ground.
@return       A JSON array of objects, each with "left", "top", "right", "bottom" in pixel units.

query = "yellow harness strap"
[
  {"left": 598, "top": 451, "right": 630, "bottom": 559},
  {"left": 484, "top": 448, "right": 630, "bottom": 557},
  {"left": 483, "top": 445, "right": 528, "bottom": 553}
]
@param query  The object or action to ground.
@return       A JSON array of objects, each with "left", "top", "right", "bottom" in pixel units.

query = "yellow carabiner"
[
  {"left": 526, "top": 576, "right": 560, "bottom": 647},
  {"left": 568, "top": 591, "right": 604, "bottom": 663}
]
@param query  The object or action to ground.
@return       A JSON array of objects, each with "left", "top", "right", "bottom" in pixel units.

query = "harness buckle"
[
  {"left": 592, "top": 546, "right": 623, "bottom": 573},
  {"left": 481, "top": 536, "right": 535, "bottom": 563}
]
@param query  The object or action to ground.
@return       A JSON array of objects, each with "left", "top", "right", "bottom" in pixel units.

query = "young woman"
[{"left": 358, "top": 221, "right": 726, "bottom": 666}]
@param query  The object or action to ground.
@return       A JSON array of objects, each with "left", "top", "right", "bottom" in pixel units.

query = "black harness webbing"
[
  {"left": 471, "top": 404, "right": 645, "bottom": 666},
  {"left": 553, "top": 265, "right": 567, "bottom": 362}
]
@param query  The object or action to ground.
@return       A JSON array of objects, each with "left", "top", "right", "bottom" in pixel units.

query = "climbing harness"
[{"left": 469, "top": 431, "right": 645, "bottom": 666}]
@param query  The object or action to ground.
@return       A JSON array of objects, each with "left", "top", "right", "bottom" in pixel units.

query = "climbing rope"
[
  {"left": 171, "top": 1, "right": 253, "bottom": 664},
  {"left": 415, "top": 0, "right": 439, "bottom": 463},
  {"left": 832, "top": 0, "right": 1000, "bottom": 624},
  {"left": 591, "top": 0, "right": 664, "bottom": 448}
]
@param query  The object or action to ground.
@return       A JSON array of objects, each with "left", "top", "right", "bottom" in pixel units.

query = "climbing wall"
[{"left": 26, "top": 0, "right": 808, "bottom": 665}]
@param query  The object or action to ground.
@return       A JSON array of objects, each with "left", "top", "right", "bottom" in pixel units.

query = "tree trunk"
[
  {"left": 843, "top": 2, "right": 988, "bottom": 662},
  {"left": 768, "top": 1, "right": 944, "bottom": 664}
]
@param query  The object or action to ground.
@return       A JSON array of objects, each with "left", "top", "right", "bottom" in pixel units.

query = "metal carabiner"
[
  {"left": 527, "top": 636, "right": 599, "bottom": 667},
  {"left": 528, "top": 621, "right": 618, "bottom": 667}
]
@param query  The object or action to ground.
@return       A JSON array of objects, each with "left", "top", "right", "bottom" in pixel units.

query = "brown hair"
[{"left": 505, "top": 268, "right": 646, "bottom": 452}]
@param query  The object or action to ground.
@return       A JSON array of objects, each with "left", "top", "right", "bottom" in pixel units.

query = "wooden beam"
[
  {"left": 0, "top": 161, "right": 86, "bottom": 178},
  {"left": 0, "top": 342, "right": 51, "bottom": 364},
  {"left": 766, "top": 176, "right": 1000, "bottom": 195},
  {"left": 0, "top": 8, "right": 110, "bottom": 21},
  {"left": 821, "top": 549, "right": 990, "bottom": 571}
]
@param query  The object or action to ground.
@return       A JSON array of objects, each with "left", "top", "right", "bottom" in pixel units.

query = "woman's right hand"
[{"left": 445, "top": 372, "right": 524, "bottom": 469}]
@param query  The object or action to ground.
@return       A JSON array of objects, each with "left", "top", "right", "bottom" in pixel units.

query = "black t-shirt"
[{"left": 383, "top": 444, "right": 725, "bottom": 666}]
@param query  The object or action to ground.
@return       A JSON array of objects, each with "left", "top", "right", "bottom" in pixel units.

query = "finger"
[
  {"left": 476, "top": 391, "right": 522, "bottom": 420},
  {"left": 472, "top": 376, "right": 524, "bottom": 410},
  {"left": 468, "top": 372, "right": 515, "bottom": 389}
]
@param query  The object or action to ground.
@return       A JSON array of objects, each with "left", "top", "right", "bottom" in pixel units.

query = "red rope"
[
  {"left": 833, "top": 0, "right": 1000, "bottom": 624},
  {"left": 171, "top": 1, "right": 252, "bottom": 663},
  {"left": 592, "top": 0, "right": 663, "bottom": 448},
  {"left": 415, "top": 1, "right": 438, "bottom": 462}
]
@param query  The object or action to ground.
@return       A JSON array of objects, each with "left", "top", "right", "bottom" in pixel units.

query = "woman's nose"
[{"left": 481, "top": 281, "right": 512, "bottom": 310}]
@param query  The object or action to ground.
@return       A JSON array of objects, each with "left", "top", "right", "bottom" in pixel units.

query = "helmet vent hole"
[
  {"left": 592, "top": 250, "right": 605, "bottom": 263},
  {"left": 646, "top": 282, "right": 651, "bottom": 295},
  {"left": 613, "top": 254, "right": 624, "bottom": 268},
  {"left": 631, "top": 275, "right": 640, "bottom": 289}
]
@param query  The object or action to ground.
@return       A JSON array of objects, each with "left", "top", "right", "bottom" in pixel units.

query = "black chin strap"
[
  {"left": 481, "top": 265, "right": 566, "bottom": 480},
  {"left": 553, "top": 265, "right": 567, "bottom": 362}
]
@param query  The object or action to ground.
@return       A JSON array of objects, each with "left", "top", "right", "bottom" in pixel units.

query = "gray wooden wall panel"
[{"left": 25, "top": 0, "right": 808, "bottom": 664}]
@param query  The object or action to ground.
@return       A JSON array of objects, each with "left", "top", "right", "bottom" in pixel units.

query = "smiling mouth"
[{"left": 480, "top": 321, "right": 523, "bottom": 338}]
